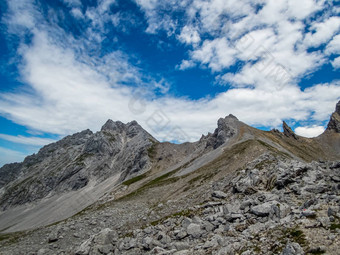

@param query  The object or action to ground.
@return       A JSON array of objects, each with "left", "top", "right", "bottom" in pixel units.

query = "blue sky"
[{"left": 0, "top": 0, "right": 339, "bottom": 167}]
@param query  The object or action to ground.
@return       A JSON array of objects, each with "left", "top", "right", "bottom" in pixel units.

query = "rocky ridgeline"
[
  {"left": 327, "top": 101, "right": 340, "bottom": 132},
  {"left": 199, "top": 114, "right": 239, "bottom": 149},
  {"left": 60, "top": 154, "right": 339, "bottom": 255},
  {"left": 0, "top": 120, "right": 156, "bottom": 210}
]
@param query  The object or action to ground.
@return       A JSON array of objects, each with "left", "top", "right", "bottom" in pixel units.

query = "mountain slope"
[{"left": 0, "top": 101, "right": 339, "bottom": 252}]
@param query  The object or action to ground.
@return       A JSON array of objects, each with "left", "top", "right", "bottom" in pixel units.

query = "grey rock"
[
  {"left": 93, "top": 228, "right": 118, "bottom": 245},
  {"left": 283, "top": 121, "right": 298, "bottom": 139},
  {"left": 212, "top": 190, "right": 227, "bottom": 199},
  {"left": 47, "top": 233, "right": 58, "bottom": 243},
  {"left": 301, "top": 209, "right": 316, "bottom": 217},
  {"left": 37, "top": 248, "right": 53, "bottom": 255},
  {"left": 174, "top": 242, "right": 190, "bottom": 251},
  {"left": 175, "top": 230, "right": 188, "bottom": 240},
  {"left": 251, "top": 202, "right": 277, "bottom": 217},
  {"left": 326, "top": 100, "right": 340, "bottom": 132},
  {"left": 328, "top": 206, "right": 339, "bottom": 217},
  {"left": 186, "top": 223, "right": 202, "bottom": 238},
  {"left": 281, "top": 242, "right": 304, "bottom": 255},
  {"left": 76, "top": 239, "right": 92, "bottom": 255},
  {"left": 181, "top": 218, "right": 192, "bottom": 229},
  {"left": 203, "top": 114, "right": 239, "bottom": 149}
]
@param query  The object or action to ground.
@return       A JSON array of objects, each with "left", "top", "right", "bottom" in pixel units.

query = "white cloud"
[
  {"left": 304, "top": 16, "right": 340, "bottom": 47},
  {"left": 178, "top": 26, "right": 201, "bottom": 45},
  {"left": 331, "top": 56, "right": 340, "bottom": 69},
  {"left": 70, "top": 8, "right": 84, "bottom": 19},
  {"left": 1, "top": 30, "right": 339, "bottom": 143},
  {"left": 5, "top": 0, "right": 37, "bottom": 32},
  {"left": 191, "top": 38, "right": 237, "bottom": 71},
  {"left": 295, "top": 125, "right": 325, "bottom": 138},
  {"left": 0, "top": 134, "right": 56, "bottom": 146},
  {"left": 177, "top": 60, "right": 196, "bottom": 70},
  {"left": 62, "top": 0, "right": 82, "bottom": 7},
  {"left": 0, "top": 147, "right": 28, "bottom": 167},
  {"left": 0, "top": 0, "right": 339, "bottom": 146},
  {"left": 325, "top": 34, "right": 340, "bottom": 55},
  {"left": 287, "top": 0, "right": 324, "bottom": 20}
]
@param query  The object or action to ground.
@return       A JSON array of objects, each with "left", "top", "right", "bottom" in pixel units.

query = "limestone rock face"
[
  {"left": 0, "top": 120, "right": 157, "bottom": 209},
  {"left": 327, "top": 101, "right": 340, "bottom": 133},
  {"left": 201, "top": 114, "right": 239, "bottom": 149},
  {"left": 283, "top": 121, "right": 298, "bottom": 139},
  {"left": 1, "top": 101, "right": 340, "bottom": 254}
]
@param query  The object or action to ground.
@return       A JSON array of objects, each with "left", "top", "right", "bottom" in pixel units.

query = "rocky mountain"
[
  {"left": 0, "top": 101, "right": 339, "bottom": 255},
  {"left": 327, "top": 101, "right": 340, "bottom": 132}
]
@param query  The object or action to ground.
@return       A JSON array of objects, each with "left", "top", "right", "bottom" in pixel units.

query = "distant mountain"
[{"left": 0, "top": 101, "right": 339, "bottom": 255}]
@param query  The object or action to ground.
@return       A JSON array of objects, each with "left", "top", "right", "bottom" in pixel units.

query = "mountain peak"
[
  {"left": 101, "top": 119, "right": 143, "bottom": 132},
  {"left": 101, "top": 119, "right": 125, "bottom": 132},
  {"left": 282, "top": 121, "right": 298, "bottom": 139},
  {"left": 326, "top": 100, "right": 340, "bottom": 133}
]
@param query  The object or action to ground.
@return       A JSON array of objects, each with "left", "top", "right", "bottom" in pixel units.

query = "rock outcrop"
[
  {"left": 0, "top": 120, "right": 156, "bottom": 210},
  {"left": 283, "top": 121, "right": 298, "bottom": 139},
  {"left": 3, "top": 153, "right": 337, "bottom": 254},
  {"left": 1, "top": 102, "right": 340, "bottom": 255},
  {"left": 327, "top": 100, "right": 340, "bottom": 133},
  {"left": 200, "top": 114, "right": 239, "bottom": 149}
]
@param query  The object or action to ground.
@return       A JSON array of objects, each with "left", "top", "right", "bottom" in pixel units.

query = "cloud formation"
[
  {"left": 0, "top": 134, "right": 56, "bottom": 146},
  {"left": 0, "top": 0, "right": 339, "bottom": 167},
  {"left": 295, "top": 125, "right": 326, "bottom": 138}
]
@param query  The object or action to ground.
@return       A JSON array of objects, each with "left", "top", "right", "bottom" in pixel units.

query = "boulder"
[
  {"left": 212, "top": 190, "right": 228, "bottom": 199},
  {"left": 281, "top": 242, "right": 304, "bottom": 255},
  {"left": 251, "top": 202, "right": 278, "bottom": 217},
  {"left": 186, "top": 223, "right": 202, "bottom": 238}
]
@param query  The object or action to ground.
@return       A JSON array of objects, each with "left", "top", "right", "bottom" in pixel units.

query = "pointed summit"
[
  {"left": 101, "top": 119, "right": 125, "bottom": 132},
  {"left": 283, "top": 121, "right": 298, "bottom": 139},
  {"left": 326, "top": 100, "right": 340, "bottom": 133}
]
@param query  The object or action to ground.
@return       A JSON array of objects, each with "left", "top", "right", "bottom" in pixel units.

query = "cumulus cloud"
[
  {"left": 0, "top": 134, "right": 56, "bottom": 146},
  {"left": 0, "top": 147, "right": 28, "bottom": 167},
  {"left": 133, "top": 0, "right": 331, "bottom": 91},
  {"left": 178, "top": 26, "right": 201, "bottom": 45},
  {"left": 295, "top": 125, "right": 325, "bottom": 138},
  {"left": 325, "top": 34, "right": 340, "bottom": 55},
  {"left": 0, "top": 0, "right": 339, "bottom": 161},
  {"left": 62, "top": 0, "right": 82, "bottom": 7},
  {"left": 331, "top": 57, "right": 340, "bottom": 69},
  {"left": 191, "top": 38, "right": 237, "bottom": 71},
  {"left": 177, "top": 60, "right": 196, "bottom": 70},
  {"left": 304, "top": 16, "right": 340, "bottom": 47}
]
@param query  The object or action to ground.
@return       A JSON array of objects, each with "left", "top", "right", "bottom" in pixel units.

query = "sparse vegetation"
[
  {"left": 285, "top": 227, "right": 307, "bottom": 247},
  {"left": 254, "top": 159, "right": 275, "bottom": 170},
  {"left": 75, "top": 153, "right": 93, "bottom": 164},
  {"left": 330, "top": 222, "right": 340, "bottom": 230},
  {"left": 0, "top": 231, "right": 28, "bottom": 245},
  {"left": 147, "top": 141, "right": 157, "bottom": 159},
  {"left": 150, "top": 209, "right": 195, "bottom": 226},
  {"left": 309, "top": 249, "right": 326, "bottom": 254},
  {"left": 103, "top": 131, "right": 116, "bottom": 142},
  {"left": 122, "top": 173, "right": 148, "bottom": 186}
]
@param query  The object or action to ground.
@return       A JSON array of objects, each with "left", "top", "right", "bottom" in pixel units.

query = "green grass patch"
[
  {"left": 0, "top": 230, "right": 27, "bottom": 245},
  {"left": 147, "top": 140, "right": 158, "bottom": 159},
  {"left": 142, "top": 170, "right": 179, "bottom": 188},
  {"left": 122, "top": 173, "right": 148, "bottom": 186},
  {"left": 150, "top": 209, "right": 195, "bottom": 226},
  {"left": 286, "top": 227, "right": 307, "bottom": 247},
  {"left": 75, "top": 153, "right": 93, "bottom": 164},
  {"left": 254, "top": 159, "right": 275, "bottom": 170},
  {"left": 330, "top": 223, "right": 340, "bottom": 230},
  {"left": 309, "top": 249, "right": 326, "bottom": 254},
  {"left": 188, "top": 174, "right": 204, "bottom": 185},
  {"left": 103, "top": 131, "right": 116, "bottom": 142}
]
